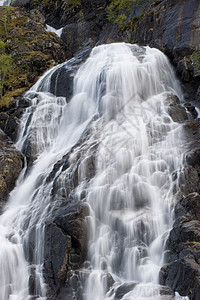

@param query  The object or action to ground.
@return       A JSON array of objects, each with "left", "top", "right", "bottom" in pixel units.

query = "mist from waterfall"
[{"left": 0, "top": 43, "right": 189, "bottom": 300}]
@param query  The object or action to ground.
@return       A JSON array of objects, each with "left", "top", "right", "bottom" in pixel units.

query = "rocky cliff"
[{"left": 0, "top": 0, "right": 200, "bottom": 299}]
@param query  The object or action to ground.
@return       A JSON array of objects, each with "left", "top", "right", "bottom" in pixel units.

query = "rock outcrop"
[
  {"left": 43, "top": 201, "right": 89, "bottom": 299},
  {"left": 0, "top": 129, "right": 24, "bottom": 211},
  {"left": 0, "top": 6, "right": 66, "bottom": 108}
]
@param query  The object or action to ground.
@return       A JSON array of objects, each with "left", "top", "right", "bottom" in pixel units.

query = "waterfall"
[
  {"left": 0, "top": 0, "right": 12, "bottom": 5},
  {"left": 0, "top": 43, "right": 189, "bottom": 300}
]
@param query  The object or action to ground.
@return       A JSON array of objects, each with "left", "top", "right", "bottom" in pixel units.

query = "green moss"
[
  {"left": 192, "top": 51, "right": 200, "bottom": 68},
  {"left": 184, "top": 241, "right": 200, "bottom": 247},
  {"left": 0, "top": 88, "right": 27, "bottom": 107},
  {"left": 107, "top": 0, "right": 149, "bottom": 29},
  {"left": 107, "top": 0, "right": 133, "bottom": 27},
  {"left": 0, "top": 6, "right": 64, "bottom": 108}
]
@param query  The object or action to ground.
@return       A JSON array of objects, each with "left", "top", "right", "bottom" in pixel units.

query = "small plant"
[
  {"left": 192, "top": 51, "right": 200, "bottom": 68},
  {"left": 107, "top": 0, "right": 133, "bottom": 27},
  {"left": 107, "top": 0, "right": 152, "bottom": 29},
  {"left": 0, "top": 41, "right": 14, "bottom": 98}
]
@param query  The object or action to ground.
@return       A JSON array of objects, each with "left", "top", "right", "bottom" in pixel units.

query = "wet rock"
[
  {"left": 0, "top": 129, "right": 24, "bottom": 211},
  {"left": 0, "top": 97, "right": 30, "bottom": 142},
  {"left": 165, "top": 94, "right": 189, "bottom": 123},
  {"left": 184, "top": 119, "right": 200, "bottom": 144},
  {"left": 168, "top": 104, "right": 188, "bottom": 123},
  {"left": 114, "top": 282, "right": 138, "bottom": 300},
  {"left": 185, "top": 148, "right": 200, "bottom": 167},
  {"left": 160, "top": 193, "right": 200, "bottom": 300},
  {"left": 43, "top": 201, "right": 89, "bottom": 298},
  {"left": 49, "top": 48, "right": 91, "bottom": 99},
  {"left": 43, "top": 223, "right": 72, "bottom": 296},
  {"left": 103, "top": 272, "right": 115, "bottom": 293},
  {"left": 53, "top": 201, "right": 90, "bottom": 268},
  {"left": 184, "top": 103, "right": 198, "bottom": 119},
  {"left": 159, "top": 285, "right": 174, "bottom": 297}
]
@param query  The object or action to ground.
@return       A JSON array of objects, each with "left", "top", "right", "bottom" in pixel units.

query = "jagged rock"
[
  {"left": 160, "top": 193, "right": 200, "bottom": 300},
  {"left": 0, "top": 129, "right": 24, "bottom": 211}
]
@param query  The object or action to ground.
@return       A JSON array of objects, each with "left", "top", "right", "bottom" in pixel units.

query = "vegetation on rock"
[
  {"left": 107, "top": 0, "right": 152, "bottom": 28},
  {"left": 0, "top": 6, "right": 65, "bottom": 108}
]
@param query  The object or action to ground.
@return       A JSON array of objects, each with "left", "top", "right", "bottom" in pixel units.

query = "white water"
[
  {"left": 0, "top": 0, "right": 12, "bottom": 5},
  {"left": 45, "top": 24, "right": 63, "bottom": 38},
  {"left": 0, "top": 43, "right": 189, "bottom": 300}
]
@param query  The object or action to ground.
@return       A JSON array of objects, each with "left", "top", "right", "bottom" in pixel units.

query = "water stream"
[{"left": 0, "top": 43, "right": 189, "bottom": 300}]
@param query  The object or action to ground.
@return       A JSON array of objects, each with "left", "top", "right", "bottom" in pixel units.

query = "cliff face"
[
  {"left": 133, "top": 0, "right": 200, "bottom": 104},
  {"left": 0, "top": 0, "right": 200, "bottom": 299}
]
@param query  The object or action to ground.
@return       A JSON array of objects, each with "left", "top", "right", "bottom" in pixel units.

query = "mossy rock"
[{"left": 0, "top": 6, "right": 66, "bottom": 108}]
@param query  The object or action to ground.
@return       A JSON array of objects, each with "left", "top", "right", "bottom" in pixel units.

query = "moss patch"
[
  {"left": 107, "top": 0, "right": 151, "bottom": 29},
  {"left": 0, "top": 6, "right": 65, "bottom": 108},
  {"left": 192, "top": 51, "right": 200, "bottom": 69}
]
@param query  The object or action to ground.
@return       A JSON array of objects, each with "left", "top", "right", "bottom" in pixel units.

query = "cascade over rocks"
[
  {"left": 159, "top": 115, "right": 200, "bottom": 300},
  {"left": 12, "top": 0, "right": 200, "bottom": 103},
  {"left": 0, "top": 1, "right": 200, "bottom": 299}
]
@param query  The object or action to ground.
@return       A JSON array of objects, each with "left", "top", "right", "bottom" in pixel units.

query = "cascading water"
[
  {"left": 0, "top": 0, "right": 12, "bottom": 5},
  {"left": 0, "top": 43, "right": 189, "bottom": 300}
]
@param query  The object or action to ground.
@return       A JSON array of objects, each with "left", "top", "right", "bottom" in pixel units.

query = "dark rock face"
[
  {"left": 159, "top": 193, "right": 200, "bottom": 300},
  {"left": 133, "top": 0, "right": 200, "bottom": 102},
  {"left": 43, "top": 201, "right": 90, "bottom": 299},
  {"left": 49, "top": 48, "right": 91, "bottom": 99},
  {"left": 114, "top": 282, "right": 138, "bottom": 300},
  {"left": 58, "top": 0, "right": 111, "bottom": 58},
  {"left": 0, "top": 129, "right": 24, "bottom": 211},
  {"left": 0, "top": 97, "right": 30, "bottom": 142}
]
